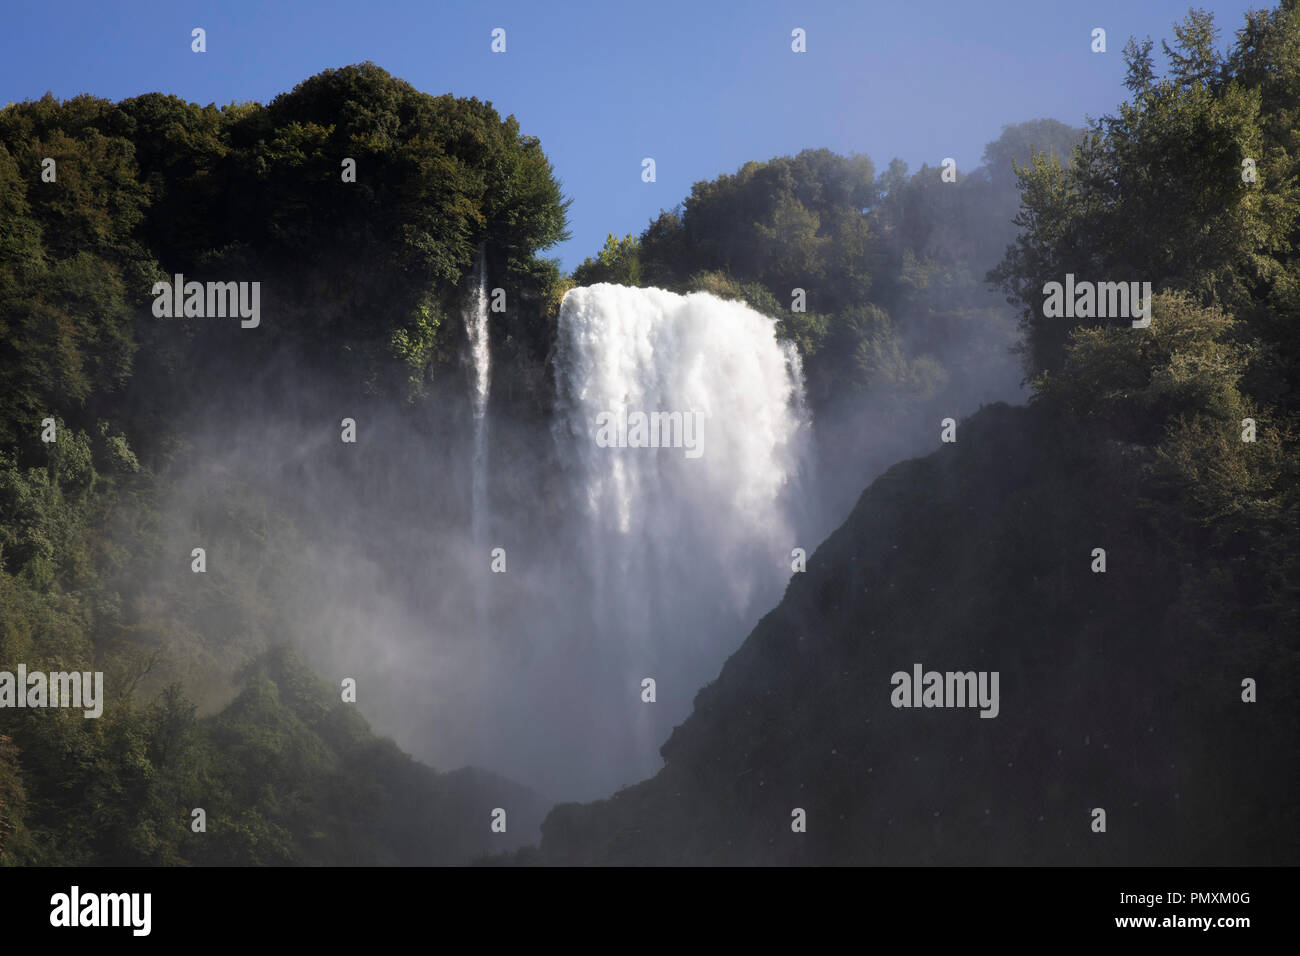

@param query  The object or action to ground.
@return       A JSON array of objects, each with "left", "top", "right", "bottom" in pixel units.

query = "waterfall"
[
  {"left": 550, "top": 283, "right": 812, "bottom": 787},
  {"left": 554, "top": 285, "right": 809, "bottom": 579},
  {"left": 388, "top": 281, "right": 813, "bottom": 800},
  {"left": 466, "top": 252, "right": 491, "bottom": 563}
]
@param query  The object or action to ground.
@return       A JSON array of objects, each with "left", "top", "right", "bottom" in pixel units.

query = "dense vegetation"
[
  {"left": 573, "top": 120, "right": 1081, "bottom": 415},
  {"left": 536, "top": 6, "right": 1299, "bottom": 864},
  {"left": 0, "top": 64, "right": 561, "bottom": 864}
]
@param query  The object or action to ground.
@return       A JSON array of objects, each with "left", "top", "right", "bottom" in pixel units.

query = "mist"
[{"left": 130, "top": 249, "right": 1027, "bottom": 824}]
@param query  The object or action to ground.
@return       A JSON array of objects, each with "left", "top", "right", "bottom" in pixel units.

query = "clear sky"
[{"left": 1, "top": 0, "right": 1262, "bottom": 271}]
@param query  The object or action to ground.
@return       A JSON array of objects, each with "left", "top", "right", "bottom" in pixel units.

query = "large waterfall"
[
  {"left": 554, "top": 284, "right": 809, "bottom": 612},
  {"left": 340, "top": 282, "right": 815, "bottom": 802},
  {"left": 547, "top": 284, "right": 813, "bottom": 790}
]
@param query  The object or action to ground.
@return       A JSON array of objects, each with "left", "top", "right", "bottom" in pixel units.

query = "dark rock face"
[{"left": 537, "top": 403, "right": 1298, "bottom": 865}]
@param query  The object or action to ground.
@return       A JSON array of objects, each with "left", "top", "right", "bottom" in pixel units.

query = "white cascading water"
[
  {"left": 551, "top": 284, "right": 812, "bottom": 786},
  {"left": 466, "top": 253, "right": 491, "bottom": 568},
  {"left": 371, "top": 282, "right": 813, "bottom": 801}
]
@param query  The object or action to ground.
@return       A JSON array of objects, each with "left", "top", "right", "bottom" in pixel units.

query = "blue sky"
[{"left": 1, "top": 0, "right": 1261, "bottom": 270}]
